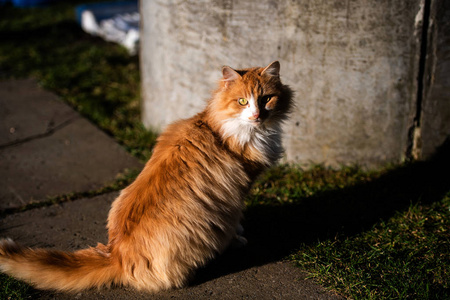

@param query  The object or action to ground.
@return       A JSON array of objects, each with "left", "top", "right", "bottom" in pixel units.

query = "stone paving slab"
[
  {"left": 0, "top": 79, "right": 77, "bottom": 146},
  {"left": 0, "top": 79, "right": 143, "bottom": 210},
  {"left": 0, "top": 193, "right": 344, "bottom": 300}
]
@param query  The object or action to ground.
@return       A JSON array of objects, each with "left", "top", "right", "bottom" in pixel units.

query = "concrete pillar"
[
  {"left": 140, "top": 0, "right": 448, "bottom": 168},
  {"left": 416, "top": 0, "right": 450, "bottom": 159}
]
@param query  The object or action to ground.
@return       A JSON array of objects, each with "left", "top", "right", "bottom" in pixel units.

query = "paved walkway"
[{"left": 0, "top": 79, "right": 344, "bottom": 299}]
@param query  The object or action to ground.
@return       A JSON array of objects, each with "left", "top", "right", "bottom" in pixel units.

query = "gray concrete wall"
[{"left": 140, "top": 0, "right": 448, "bottom": 168}]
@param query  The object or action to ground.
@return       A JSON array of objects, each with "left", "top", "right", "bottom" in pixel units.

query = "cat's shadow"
[{"left": 192, "top": 138, "right": 450, "bottom": 286}]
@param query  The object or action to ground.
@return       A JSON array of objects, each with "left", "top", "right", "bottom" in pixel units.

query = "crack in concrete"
[
  {"left": 0, "top": 115, "right": 80, "bottom": 150},
  {"left": 406, "top": 0, "right": 431, "bottom": 161},
  {"left": 0, "top": 167, "right": 140, "bottom": 217}
]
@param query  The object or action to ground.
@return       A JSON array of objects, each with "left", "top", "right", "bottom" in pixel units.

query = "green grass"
[
  {"left": 249, "top": 159, "right": 450, "bottom": 299},
  {"left": 292, "top": 194, "right": 450, "bottom": 299},
  {"left": 0, "top": 274, "right": 35, "bottom": 300},
  {"left": 247, "top": 164, "right": 381, "bottom": 207},
  {"left": 1, "top": 2, "right": 449, "bottom": 300}
]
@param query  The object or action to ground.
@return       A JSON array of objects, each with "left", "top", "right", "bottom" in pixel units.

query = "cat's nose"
[{"left": 249, "top": 111, "right": 259, "bottom": 120}]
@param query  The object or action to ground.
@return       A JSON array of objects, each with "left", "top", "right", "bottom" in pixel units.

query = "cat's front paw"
[{"left": 230, "top": 234, "right": 248, "bottom": 249}]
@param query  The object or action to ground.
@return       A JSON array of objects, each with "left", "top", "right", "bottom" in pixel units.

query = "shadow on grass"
[{"left": 193, "top": 139, "right": 450, "bottom": 285}]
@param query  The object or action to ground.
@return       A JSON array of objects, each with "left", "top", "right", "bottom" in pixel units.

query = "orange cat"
[{"left": 0, "top": 61, "right": 293, "bottom": 292}]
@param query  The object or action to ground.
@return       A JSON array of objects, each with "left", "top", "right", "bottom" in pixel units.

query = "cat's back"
[
  {"left": 152, "top": 113, "right": 227, "bottom": 163},
  {"left": 143, "top": 112, "right": 248, "bottom": 212}
]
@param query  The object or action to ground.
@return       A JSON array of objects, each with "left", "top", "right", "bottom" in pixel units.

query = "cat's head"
[{"left": 208, "top": 61, "right": 293, "bottom": 144}]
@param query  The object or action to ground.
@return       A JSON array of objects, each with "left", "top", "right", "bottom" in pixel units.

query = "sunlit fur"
[{"left": 0, "top": 61, "right": 293, "bottom": 292}]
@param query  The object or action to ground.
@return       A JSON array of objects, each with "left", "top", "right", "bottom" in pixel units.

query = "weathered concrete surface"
[
  {"left": 0, "top": 192, "right": 344, "bottom": 300},
  {"left": 140, "top": 0, "right": 429, "bottom": 167},
  {"left": 0, "top": 79, "right": 143, "bottom": 210},
  {"left": 0, "top": 79, "right": 77, "bottom": 145},
  {"left": 419, "top": 0, "right": 450, "bottom": 159}
]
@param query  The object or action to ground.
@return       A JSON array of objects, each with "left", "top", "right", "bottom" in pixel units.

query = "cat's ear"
[
  {"left": 222, "top": 66, "right": 241, "bottom": 87},
  {"left": 261, "top": 61, "right": 280, "bottom": 77}
]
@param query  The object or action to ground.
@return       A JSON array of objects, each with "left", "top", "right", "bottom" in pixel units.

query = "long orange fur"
[{"left": 0, "top": 61, "right": 293, "bottom": 292}]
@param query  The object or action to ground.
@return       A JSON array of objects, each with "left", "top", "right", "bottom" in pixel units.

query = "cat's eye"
[
  {"left": 238, "top": 98, "right": 248, "bottom": 106},
  {"left": 265, "top": 96, "right": 272, "bottom": 103}
]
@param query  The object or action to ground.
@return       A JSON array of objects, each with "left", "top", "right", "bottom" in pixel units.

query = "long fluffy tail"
[{"left": 0, "top": 238, "right": 122, "bottom": 292}]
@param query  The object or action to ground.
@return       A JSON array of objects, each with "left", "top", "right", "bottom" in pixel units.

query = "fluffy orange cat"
[{"left": 0, "top": 61, "right": 293, "bottom": 292}]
